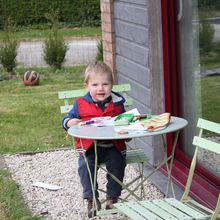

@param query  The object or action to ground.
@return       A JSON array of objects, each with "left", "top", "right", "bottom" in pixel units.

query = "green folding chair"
[{"left": 114, "top": 118, "right": 220, "bottom": 220}]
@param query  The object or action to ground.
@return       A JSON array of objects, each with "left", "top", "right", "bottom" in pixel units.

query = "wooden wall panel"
[
  {"left": 115, "top": 21, "right": 148, "bottom": 45},
  {"left": 116, "top": 38, "right": 149, "bottom": 66},
  {"left": 114, "top": 0, "right": 164, "bottom": 166},
  {"left": 114, "top": 2, "right": 148, "bottom": 26}
]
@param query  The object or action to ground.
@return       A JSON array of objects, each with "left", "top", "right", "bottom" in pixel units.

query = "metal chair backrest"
[
  {"left": 181, "top": 118, "right": 220, "bottom": 219},
  {"left": 58, "top": 84, "right": 133, "bottom": 114}
]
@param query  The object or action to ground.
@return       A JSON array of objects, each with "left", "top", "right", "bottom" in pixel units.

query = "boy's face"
[{"left": 85, "top": 73, "right": 113, "bottom": 102}]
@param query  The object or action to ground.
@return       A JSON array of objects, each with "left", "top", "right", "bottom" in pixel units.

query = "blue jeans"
[{"left": 78, "top": 145, "right": 126, "bottom": 199}]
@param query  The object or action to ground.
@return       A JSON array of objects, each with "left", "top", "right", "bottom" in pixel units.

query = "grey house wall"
[{"left": 114, "top": 0, "right": 165, "bottom": 166}]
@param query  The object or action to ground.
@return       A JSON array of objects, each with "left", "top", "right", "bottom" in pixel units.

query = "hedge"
[
  {"left": 0, "top": 0, "right": 101, "bottom": 29},
  {"left": 198, "top": 0, "right": 220, "bottom": 9}
]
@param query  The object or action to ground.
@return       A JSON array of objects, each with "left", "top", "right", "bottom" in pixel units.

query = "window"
[
  {"left": 177, "top": 0, "right": 220, "bottom": 177},
  {"left": 161, "top": 0, "right": 220, "bottom": 207}
]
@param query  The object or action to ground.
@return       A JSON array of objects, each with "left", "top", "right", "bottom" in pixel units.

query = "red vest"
[{"left": 75, "top": 98, "right": 126, "bottom": 153}]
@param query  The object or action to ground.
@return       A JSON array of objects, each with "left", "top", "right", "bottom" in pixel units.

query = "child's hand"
[{"left": 67, "top": 118, "right": 82, "bottom": 127}]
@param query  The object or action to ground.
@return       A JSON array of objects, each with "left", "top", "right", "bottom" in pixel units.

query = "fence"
[{"left": 16, "top": 38, "right": 98, "bottom": 67}]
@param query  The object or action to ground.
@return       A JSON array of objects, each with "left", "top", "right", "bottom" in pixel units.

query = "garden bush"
[
  {"left": 96, "top": 40, "right": 103, "bottom": 61},
  {"left": 199, "top": 22, "right": 214, "bottom": 54},
  {"left": 43, "top": 10, "right": 68, "bottom": 70},
  {"left": 0, "top": 18, "right": 18, "bottom": 74}
]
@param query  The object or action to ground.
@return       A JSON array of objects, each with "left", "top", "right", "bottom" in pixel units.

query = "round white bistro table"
[
  {"left": 68, "top": 116, "right": 188, "bottom": 217},
  {"left": 68, "top": 116, "right": 188, "bottom": 140}
]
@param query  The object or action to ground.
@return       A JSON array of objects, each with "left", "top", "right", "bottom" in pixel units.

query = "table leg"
[
  {"left": 79, "top": 139, "right": 98, "bottom": 219},
  {"left": 164, "top": 131, "right": 180, "bottom": 198},
  {"left": 122, "top": 131, "right": 179, "bottom": 200},
  {"left": 93, "top": 140, "right": 98, "bottom": 212}
]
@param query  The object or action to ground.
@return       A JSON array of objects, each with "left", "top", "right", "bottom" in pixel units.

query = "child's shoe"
[
  {"left": 87, "top": 198, "right": 101, "bottom": 218},
  {"left": 105, "top": 197, "right": 119, "bottom": 209}
]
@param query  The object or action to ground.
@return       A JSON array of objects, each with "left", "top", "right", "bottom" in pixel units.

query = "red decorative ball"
[{"left": 23, "top": 71, "right": 40, "bottom": 86}]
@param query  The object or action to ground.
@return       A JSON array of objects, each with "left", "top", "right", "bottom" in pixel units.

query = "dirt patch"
[
  {"left": 0, "top": 157, "right": 9, "bottom": 220},
  {"left": 0, "top": 156, "right": 6, "bottom": 169},
  {"left": 0, "top": 202, "right": 9, "bottom": 220}
]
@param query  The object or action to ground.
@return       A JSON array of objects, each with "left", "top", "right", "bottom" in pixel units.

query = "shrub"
[
  {"left": 96, "top": 40, "right": 103, "bottom": 61},
  {"left": 0, "top": 18, "right": 18, "bottom": 74},
  {"left": 43, "top": 10, "right": 68, "bottom": 70},
  {"left": 199, "top": 22, "right": 214, "bottom": 54},
  {"left": 43, "top": 35, "right": 68, "bottom": 69}
]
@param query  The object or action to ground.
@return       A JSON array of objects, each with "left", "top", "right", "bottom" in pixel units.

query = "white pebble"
[{"left": 4, "top": 149, "right": 164, "bottom": 219}]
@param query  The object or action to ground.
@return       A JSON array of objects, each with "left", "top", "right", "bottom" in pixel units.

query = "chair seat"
[
  {"left": 114, "top": 198, "right": 212, "bottom": 220},
  {"left": 72, "top": 148, "right": 148, "bottom": 167},
  {"left": 126, "top": 149, "right": 149, "bottom": 164}
]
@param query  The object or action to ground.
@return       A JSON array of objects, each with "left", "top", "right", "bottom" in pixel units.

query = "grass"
[
  {"left": 199, "top": 42, "right": 220, "bottom": 123},
  {"left": 200, "top": 42, "right": 220, "bottom": 70},
  {"left": 200, "top": 75, "right": 220, "bottom": 123},
  {"left": 195, "top": 76, "right": 220, "bottom": 124},
  {"left": 0, "top": 67, "right": 85, "bottom": 154},
  {"left": 0, "top": 26, "right": 101, "bottom": 41},
  {"left": 0, "top": 201, "right": 9, "bottom": 220},
  {"left": 0, "top": 169, "right": 41, "bottom": 220}
]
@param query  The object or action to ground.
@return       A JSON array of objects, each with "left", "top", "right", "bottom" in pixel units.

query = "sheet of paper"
[
  {"left": 123, "top": 108, "right": 140, "bottom": 116},
  {"left": 90, "top": 109, "right": 141, "bottom": 127},
  {"left": 91, "top": 117, "right": 115, "bottom": 127},
  {"left": 114, "top": 120, "right": 146, "bottom": 132},
  {"left": 32, "top": 181, "right": 63, "bottom": 190}
]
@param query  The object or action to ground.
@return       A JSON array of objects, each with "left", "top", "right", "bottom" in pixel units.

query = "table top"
[{"left": 67, "top": 116, "right": 188, "bottom": 140}]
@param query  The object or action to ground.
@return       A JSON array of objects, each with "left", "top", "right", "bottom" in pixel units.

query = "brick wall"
[{"left": 100, "top": 0, "right": 117, "bottom": 82}]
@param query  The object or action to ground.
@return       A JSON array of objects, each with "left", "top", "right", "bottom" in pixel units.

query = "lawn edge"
[{"left": 0, "top": 155, "right": 42, "bottom": 220}]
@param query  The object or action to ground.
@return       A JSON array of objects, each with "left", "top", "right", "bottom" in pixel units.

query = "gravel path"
[{"left": 4, "top": 149, "right": 164, "bottom": 220}]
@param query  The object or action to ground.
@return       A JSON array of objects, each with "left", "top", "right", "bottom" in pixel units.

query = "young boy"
[{"left": 62, "top": 61, "right": 127, "bottom": 217}]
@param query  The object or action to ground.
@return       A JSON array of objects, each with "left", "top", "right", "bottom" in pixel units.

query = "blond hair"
[{"left": 84, "top": 61, "right": 114, "bottom": 84}]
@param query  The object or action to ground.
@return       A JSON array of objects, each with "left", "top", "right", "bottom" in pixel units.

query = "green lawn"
[
  {"left": 200, "top": 75, "right": 220, "bottom": 123},
  {"left": 0, "top": 169, "right": 40, "bottom": 220},
  {"left": 200, "top": 42, "right": 220, "bottom": 70},
  {"left": 0, "top": 26, "right": 101, "bottom": 41},
  {"left": 0, "top": 66, "right": 85, "bottom": 154}
]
